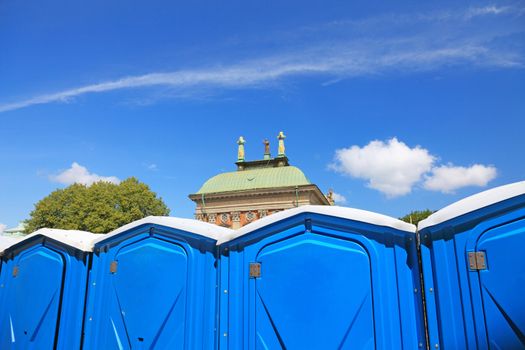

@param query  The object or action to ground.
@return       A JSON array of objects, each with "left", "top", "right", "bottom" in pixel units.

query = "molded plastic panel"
[
  {"left": 253, "top": 233, "right": 374, "bottom": 349},
  {"left": 421, "top": 201, "right": 525, "bottom": 349},
  {"left": 476, "top": 217, "right": 525, "bottom": 349},
  {"left": 105, "top": 238, "right": 188, "bottom": 348},
  {"left": 222, "top": 214, "right": 424, "bottom": 350},
  {"left": 0, "top": 246, "right": 64, "bottom": 350},
  {"left": 84, "top": 225, "right": 218, "bottom": 350}
]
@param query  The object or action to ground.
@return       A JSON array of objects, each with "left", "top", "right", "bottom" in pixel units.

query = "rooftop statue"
[
  {"left": 277, "top": 131, "right": 286, "bottom": 157},
  {"left": 237, "top": 136, "right": 246, "bottom": 162}
]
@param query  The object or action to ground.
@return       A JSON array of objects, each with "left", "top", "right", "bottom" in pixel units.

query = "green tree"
[
  {"left": 25, "top": 177, "right": 170, "bottom": 233},
  {"left": 400, "top": 209, "right": 434, "bottom": 225}
]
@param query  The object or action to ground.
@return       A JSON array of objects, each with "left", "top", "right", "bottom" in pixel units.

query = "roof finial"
[
  {"left": 237, "top": 136, "right": 246, "bottom": 162},
  {"left": 263, "top": 139, "right": 271, "bottom": 160},
  {"left": 277, "top": 131, "right": 286, "bottom": 158},
  {"left": 326, "top": 189, "right": 335, "bottom": 205}
]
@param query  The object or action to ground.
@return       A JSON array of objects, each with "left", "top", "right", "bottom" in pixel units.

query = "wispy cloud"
[
  {"left": 464, "top": 5, "right": 515, "bottom": 19},
  {"left": 0, "top": 223, "right": 6, "bottom": 234},
  {"left": 317, "top": 5, "right": 520, "bottom": 30},
  {"left": 145, "top": 163, "right": 158, "bottom": 171},
  {"left": 0, "top": 5, "right": 523, "bottom": 113}
]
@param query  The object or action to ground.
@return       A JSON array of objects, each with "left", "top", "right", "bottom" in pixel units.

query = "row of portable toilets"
[{"left": 0, "top": 180, "right": 524, "bottom": 349}]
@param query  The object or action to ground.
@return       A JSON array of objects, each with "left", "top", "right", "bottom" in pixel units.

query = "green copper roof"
[{"left": 197, "top": 166, "right": 311, "bottom": 194}]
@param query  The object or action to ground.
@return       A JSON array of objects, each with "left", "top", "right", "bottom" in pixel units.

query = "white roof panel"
[
  {"left": 419, "top": 180, "right": 525, "bottom": 231},
  {"left": 217, "top": 205, "right": 416, "bottom": 245},
  {"left": 92, "top": 216, "right": 232, "bottom": 246},
  {"left": 18, "top": 228, "right": 98, "bottom": 252},
  {"left": 0, "top": 236, "right": 23, "bottom": 255}
]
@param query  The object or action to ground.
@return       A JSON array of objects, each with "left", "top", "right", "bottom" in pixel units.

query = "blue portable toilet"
[
  {"left": 419, "top": 181, "right": 525, "bottom": 349},
  {"left": 0, "top": 228, "right": 96, "bottom": 350},
  {"left": 82, "top": 216, "right": 231, "bottom": 349},
  {"left": 218, "top": 205, "right": 425, "bottom": 349}
]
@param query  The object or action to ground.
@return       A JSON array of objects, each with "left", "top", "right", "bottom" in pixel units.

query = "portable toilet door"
[
  {"left": 0, "top": 228, "right": 95, "bottom": 350},
  {"left": 82, "top": 216, "right": 231, "bottom": 350},
  {"left": 419, "top": 181, "right": 525, "bottom": 349},
  {"left": 218, "top": 205, "right": 425, "bottom": 350}
]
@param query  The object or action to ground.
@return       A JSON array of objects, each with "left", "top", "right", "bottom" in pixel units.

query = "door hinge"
[
  {"left": 249, "top": 262, "right": 261, "bottom": 278},
  {"left": 468, "top": 251, "right": 487, "bottom": 270},
  {"left": 110, "top": 261, "right": 118, "bottom": 274}
]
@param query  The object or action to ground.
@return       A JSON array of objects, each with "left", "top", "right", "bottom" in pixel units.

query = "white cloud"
[
  {"left": 331, "top": 138, "right": 435, "bottom": 197},
  {"left": 0, "top": 44, "right": 516, "bottom": 113},
  {"left": 0, "top": 223, "right": 6, "bottom": 234},
  {"left": 331, "top": 192, "right": 348, "bottom": 204},
  {"left": 50, "top": 162, "right": 120, "bottom": 186},
  {"left": 465, "top": 6, "right": 513, "bottom": 19},
  {"left": 424, "top": 164, "right": 497, "bottom": 193},
  {"left": 331, "top": 138, "right": 498, "bottom": 197},
  {"left": 0, "top": 6, "right": 522, "bottom": 113},
  {"left": 147, "top": 163, "right": 158, "bottom": 171}
]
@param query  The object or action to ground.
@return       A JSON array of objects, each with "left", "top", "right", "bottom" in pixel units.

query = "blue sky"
[{"left": 1, "top": 0, "right": 524, "bottom": 229}]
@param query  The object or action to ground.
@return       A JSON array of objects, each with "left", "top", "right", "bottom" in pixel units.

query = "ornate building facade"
[{"left": 189, "top": 132, "right": 335, "bottom": 229}]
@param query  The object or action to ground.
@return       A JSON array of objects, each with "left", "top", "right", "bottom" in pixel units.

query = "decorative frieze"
[
  {"left": 246, "top": 211, "right": 256, "bottom": 222},
  {"left": 232, "top": 211, "right": 241, "bottom": 222},
  {"left": 220, "top": 213, "right": 229, "bottom": 225}
]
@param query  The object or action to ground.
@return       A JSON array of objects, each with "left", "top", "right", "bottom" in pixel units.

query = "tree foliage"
[
  {"left": 25, "top": 177, "right": 170, "bottom": 233},
  {"left": 399, "top": 209, "right": 434, "bottom": 225}
]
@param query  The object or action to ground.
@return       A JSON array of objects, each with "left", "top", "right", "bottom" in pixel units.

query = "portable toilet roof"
[
  {"left": 0, "top": 236, "right": 22, "bottom": 257},
  {"left": 83, "top": 216, "right": 232, "bottom": 349},
  {"left": 419, "top": 180, "right": 525, "bottom": 231},
  {"left": 218, "top": 205, "right": 424, "bottom": 349},
  {"left": 0, "top": 228, "right": 97, "bottom": 349},
  {"left": 418, "top": 180, "right": 525, "bottom": 350},
  {"left": 218, "top": 204, "right": 416, "bottom": 245},
  {"left": 92, "top": 215, "right": 230, "bottom": 247},
  {"left": 18, "top": 228, "right": 99, "bottom": 252}
]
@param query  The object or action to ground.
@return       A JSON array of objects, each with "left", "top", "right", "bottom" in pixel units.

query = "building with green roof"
[{"left": 189, "top": 132, "right": 333, "bottom": 229}]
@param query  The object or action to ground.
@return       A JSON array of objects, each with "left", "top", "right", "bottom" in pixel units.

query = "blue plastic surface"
[
  {"left": 82, "top": 224, "right": 218, "bottom": 349},
  {"left": 0, "top": 237, "right": 89, "bottom": 349},
  {"left": 219, "top": 212, "right": 425, "bottom": 349},
  {"left": 421, "top": 194, "right": 525, "bottom": 349}
]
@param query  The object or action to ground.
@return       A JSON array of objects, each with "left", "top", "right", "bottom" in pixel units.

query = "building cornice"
[{"left": 189, "top": 184, "right": 330, "bottom": 205}]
